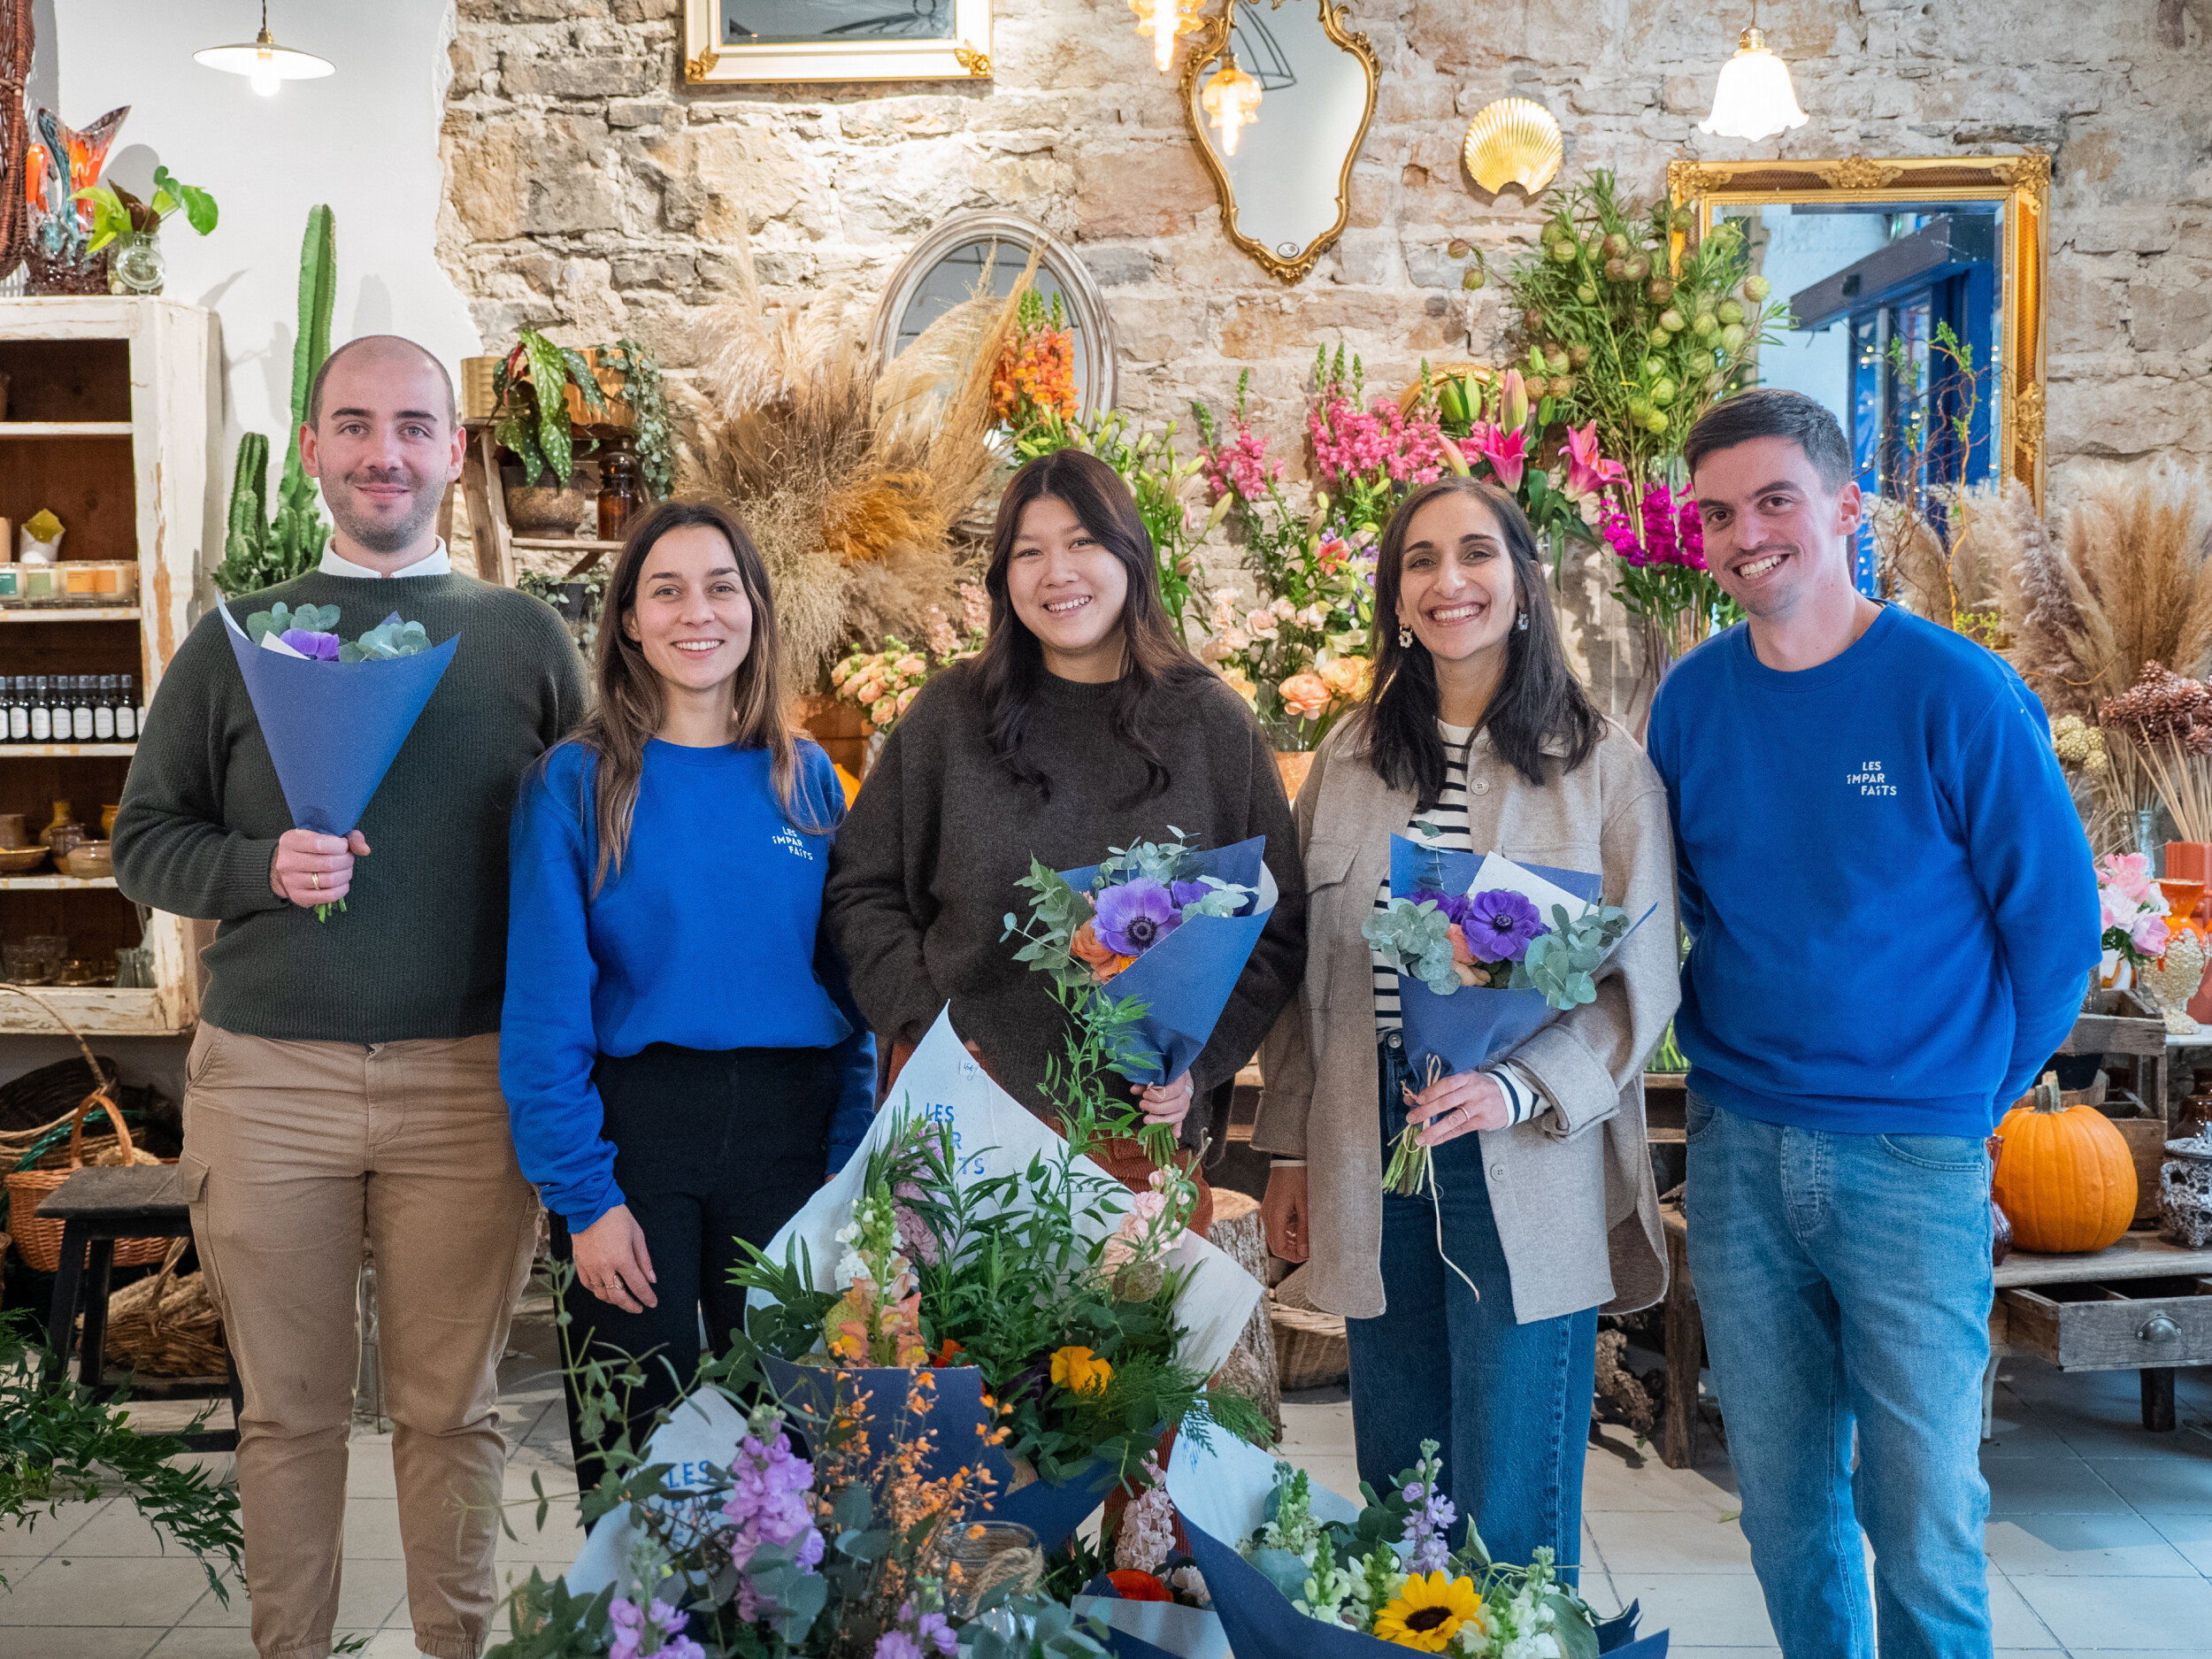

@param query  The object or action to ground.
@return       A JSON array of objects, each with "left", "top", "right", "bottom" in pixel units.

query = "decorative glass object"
[
  {"left": 939, "top": 1521, "right": 1042, "bottom": 1620},
  {"left": 110, "top": 229, "right": 166, "bottom": 296},
  {"left": 25, "top": 105, "right": 128, "bottom": 296}
]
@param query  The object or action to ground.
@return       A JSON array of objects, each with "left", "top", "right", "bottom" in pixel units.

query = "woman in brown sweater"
[{"left": 826, "top": 450, "right": 1307, "bottom": 1222}]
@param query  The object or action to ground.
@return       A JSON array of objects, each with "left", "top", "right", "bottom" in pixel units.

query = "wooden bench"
[{"left": 38, "top": 1164, "right": 239, "bottom": 1453}]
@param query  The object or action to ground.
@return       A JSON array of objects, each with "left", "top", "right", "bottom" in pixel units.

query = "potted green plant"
[{"left": 74, "top": 165, "right": 218, "bottom": 296}]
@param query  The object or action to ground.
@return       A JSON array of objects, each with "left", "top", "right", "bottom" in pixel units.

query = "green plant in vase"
[
  {"left": 493, "top": 330, "right": 611, "bottom": 489},
  {"left": 75, "top": 165, "right": 218, "bottom": 296}
]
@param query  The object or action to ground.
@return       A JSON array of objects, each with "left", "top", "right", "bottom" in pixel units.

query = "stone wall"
[{"left": 439, "top": 0, "right": 2212, "bottom": 705}]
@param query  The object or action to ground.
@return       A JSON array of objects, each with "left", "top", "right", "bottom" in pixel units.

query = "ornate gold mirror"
[
  {"left": 1670, "top": 155, "right": 2050, "bottom": 519},
  {"left": 1181, "top": 1, "right": 1379, "bottom": 284}
]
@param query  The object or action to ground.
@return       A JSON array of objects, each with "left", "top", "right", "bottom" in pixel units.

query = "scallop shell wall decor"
[{"left": 1462, "top": 97, "right": 1563, "bottom": 197}]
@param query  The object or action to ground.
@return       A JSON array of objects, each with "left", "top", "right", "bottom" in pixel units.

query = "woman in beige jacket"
[{"left": 1256, "top": 476, "right": 1677, "bottom": 1582}]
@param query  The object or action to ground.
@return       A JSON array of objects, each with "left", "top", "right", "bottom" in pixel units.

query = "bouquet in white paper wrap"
[{"left": 734, "top": 1005, "right": 1268, "bottom": 1550}]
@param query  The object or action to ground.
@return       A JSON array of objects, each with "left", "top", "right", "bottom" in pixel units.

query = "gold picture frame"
[
  {"left": 683, "top": 0, "right": 992, "bottom": 85},
  {"left": 1179, "top": 0, "right": 1379, "bottom": 285},
  {"left": 1667, "top": 152, "right": 2051, "bottom": 506}
]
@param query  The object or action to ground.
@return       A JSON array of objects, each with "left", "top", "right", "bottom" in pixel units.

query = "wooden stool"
[{"left": 38, "top": 1164, "right": 240, "bottom": 1454}]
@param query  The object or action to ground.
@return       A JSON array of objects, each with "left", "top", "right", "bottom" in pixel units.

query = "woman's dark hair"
[
  {"left": 1362, "top": 476, "right": 1601, "bottom": 798},
  {"left": 569, "top": 498, "right": 828, "bottom": 894},
  {"left": 974, "top": 449, "right": 1207, "bottom": 802}
]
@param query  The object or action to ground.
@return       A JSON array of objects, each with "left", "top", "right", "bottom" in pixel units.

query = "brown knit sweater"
[{"left": 825, "top": 660, "right": 1307, "bottom": 1141}]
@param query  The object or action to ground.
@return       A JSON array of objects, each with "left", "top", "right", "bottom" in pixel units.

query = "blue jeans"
[
  {"left": 1686, "top": 1092, "right": 1993, "bottom": 1659},
  {"left": 1345, "top": 1033, "right": 1599, "bottom": 1582}
]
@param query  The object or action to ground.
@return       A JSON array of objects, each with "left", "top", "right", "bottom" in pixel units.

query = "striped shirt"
[{"left": 1371, "top": 719, "right": 1544, "bottom": 1128}]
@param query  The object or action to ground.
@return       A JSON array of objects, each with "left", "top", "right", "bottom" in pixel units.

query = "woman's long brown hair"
[
  {"left": 1362, "top": 476, "right": 1601, "bottom": 798},
  {"left": 973, "top": 449, "right": 1208, "bottom": 803},
  {"left": 572, "top": 499, "right": 829, "bottom": 895}
]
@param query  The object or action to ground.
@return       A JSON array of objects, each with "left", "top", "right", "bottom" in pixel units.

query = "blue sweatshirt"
[
  {"left": 1646, "top": 606, "right": 2100, "bottom": 1136},
  {"left": 501, "top": 737, "right": 876, "bottom": 1230}
]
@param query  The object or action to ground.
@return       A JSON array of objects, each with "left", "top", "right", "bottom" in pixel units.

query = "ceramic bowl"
[
  {"left": 63, "top": 841, "right": 113, "bottom": 879},
  {"left": 0, "top": 845, "right": 49, "bottom": 874}
]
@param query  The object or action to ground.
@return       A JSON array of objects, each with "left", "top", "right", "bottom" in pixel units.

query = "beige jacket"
[{"left": 1254, "top": 715, "right": 1678, "bottom": 1324}]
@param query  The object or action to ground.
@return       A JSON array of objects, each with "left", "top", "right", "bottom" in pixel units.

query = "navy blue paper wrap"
[
  {"left": 220, "top": 604, "right": 458, "bottom": 836},
  {"left": 1057, "top": 836, "right": 1277, "bottom": 1086}
]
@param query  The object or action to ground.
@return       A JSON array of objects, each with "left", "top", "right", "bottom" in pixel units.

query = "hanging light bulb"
[
  {"left": 1202, "top": 48, "right": 1263, "bottom": 157},
  {"left": 196, "top": 0, "right": 334, "bottom": 96},
  {"left": 1131, "top": 0, "right": 1206, "bottom": 73},
  {"left": 1699, "top": 5, "right": 1808, "bottom": 142}
]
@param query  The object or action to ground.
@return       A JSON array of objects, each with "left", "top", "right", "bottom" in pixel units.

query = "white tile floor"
[{"left": 4, "top": 1315, "right": 2210, "bottom": 1657}]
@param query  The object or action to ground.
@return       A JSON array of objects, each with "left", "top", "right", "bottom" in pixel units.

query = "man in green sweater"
[{"left": 116, "top": 335, "right": 586, "bottom": 1659}]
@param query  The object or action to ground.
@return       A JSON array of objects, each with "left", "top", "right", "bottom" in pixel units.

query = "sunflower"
[{"left": 1372, "top": 1571, "right": 1483, "bottom": 1652}]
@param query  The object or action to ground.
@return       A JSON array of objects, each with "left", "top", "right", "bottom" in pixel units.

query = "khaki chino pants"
[{"left": 180, "top": 1026, "right": 540, "bottom": 1659}]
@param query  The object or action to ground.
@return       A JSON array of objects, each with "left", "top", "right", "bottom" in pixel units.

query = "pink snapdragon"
[
  {"left": 1201, "top": 419, "right": 1281, "bottom": 503},
  {"left": 1601, "top": 484, "right": 1707, "bottom": 572},
  {"left": 1310, "top": 394, "right": 1447, "bottom": 493}
]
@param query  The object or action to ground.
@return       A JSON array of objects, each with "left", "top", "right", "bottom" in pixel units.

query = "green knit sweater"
[{"left": 114, "top": 571, "right": 588, "bottom": 1042}]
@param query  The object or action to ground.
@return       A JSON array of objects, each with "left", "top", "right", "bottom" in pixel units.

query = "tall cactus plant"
[{"left": 214, "top": 205, "right": 338, "bottom": 595}]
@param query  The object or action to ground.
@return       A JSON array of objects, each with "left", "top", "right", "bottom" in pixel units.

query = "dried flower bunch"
[
  {"left": 2101, "top": 660, "right": 2212, "bottom": 843},
  {"left": 680, "top": 237, "right": 1037, "bottom": 687}
]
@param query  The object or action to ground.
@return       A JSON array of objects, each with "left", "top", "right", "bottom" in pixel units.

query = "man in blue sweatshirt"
[{"left": 1647, "top": 389, "right": 2100, "bottom": 1659}]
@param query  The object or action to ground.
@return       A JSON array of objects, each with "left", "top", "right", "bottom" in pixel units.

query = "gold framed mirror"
[
  {"left": 1669, "top": 154, "right": 2050, "bottom": 508},
  {"left": 1180, "top": 0, "right": 1379, "bottom": 285}
]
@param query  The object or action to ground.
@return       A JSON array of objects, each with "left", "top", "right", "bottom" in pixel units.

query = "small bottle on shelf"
[
  {"left": 46, "top": 677, "right": 70, "bottom": 745},
  {"left": 27, "top": 675, "right": 51, "bottom": 742},
  {"left": 70, "top": 676, "right": 94, "bottom": 742},
  {"left": 4, "top": 677, "right": 25, "bottom": 742},
  {"left": 118, "top": 673, "right": 139, "bottom": 741},
  {"left": 93, "top": 674, "right": 116, "bottom": 741}
]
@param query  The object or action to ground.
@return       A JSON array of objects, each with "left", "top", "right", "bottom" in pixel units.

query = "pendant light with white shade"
[
  {"left": 1699, "top": 2, "right": 1808, "bottom": 142},
  {"left": 195, "top": 1, "right": 334, "bottom": 97}
]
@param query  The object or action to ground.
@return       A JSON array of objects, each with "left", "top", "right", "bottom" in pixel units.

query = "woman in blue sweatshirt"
[{"left": 502, "top": 501, "right": 873, "bottom": 1483}]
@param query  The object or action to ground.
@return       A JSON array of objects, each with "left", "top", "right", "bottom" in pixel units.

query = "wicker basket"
[
  {"left": 104, "top": 1239, "right": 227, "bottom": 1379},
  {"left": 1268, "top": 1265, "right": 1349, "bottom": 1392},
  {"left": 2, "top": 984, "right": 167, "bottom": 1274}
]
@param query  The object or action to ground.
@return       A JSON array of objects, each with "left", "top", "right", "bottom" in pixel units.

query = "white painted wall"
[{"left": 50, "top": 1, "right": 476, "bottom": 506}]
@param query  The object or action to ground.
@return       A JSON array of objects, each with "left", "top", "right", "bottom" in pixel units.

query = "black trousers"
[{"left": 549, "top": 1041, "right": 837, "bottom": 1490}]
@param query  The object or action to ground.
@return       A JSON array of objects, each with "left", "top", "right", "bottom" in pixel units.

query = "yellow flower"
[
  {"left": 1373, "top": 1571, "right": 1482, "bottom": 1652},
  {"left": 1049, "top": 1345, "right": 1114, "bottom": 1395}
]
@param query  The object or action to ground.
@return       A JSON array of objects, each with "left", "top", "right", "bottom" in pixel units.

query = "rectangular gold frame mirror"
[
  {"left": 1669, "top": 154, "right": 2050, "bottom": 508},
  {"left": 683, "top": 0, "right": 992, "bottom": 85}
]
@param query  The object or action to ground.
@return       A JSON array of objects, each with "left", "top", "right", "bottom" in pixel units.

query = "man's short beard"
[{"left": 329, "top": 480, "right": 443, "bottom": 555}]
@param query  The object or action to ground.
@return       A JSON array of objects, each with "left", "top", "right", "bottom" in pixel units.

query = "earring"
[
  {"left": 1517, "top": 611, "right": 1529, "bottom": 632},
  {"left": 1398, "top": 623, "right": 1414, "bottom": 649}
]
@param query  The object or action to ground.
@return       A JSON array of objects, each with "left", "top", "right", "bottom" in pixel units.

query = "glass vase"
[{"left": 109, "top": 229, "right": 165, "bottom": 296}]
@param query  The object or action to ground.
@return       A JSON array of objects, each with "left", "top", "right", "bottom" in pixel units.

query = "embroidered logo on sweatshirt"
[
  {"left": 772, "top": 825, "right": 816, "bottom": 860},
  {"left": 1848, "top": 760, "right": 1895, "bottom": 797}
]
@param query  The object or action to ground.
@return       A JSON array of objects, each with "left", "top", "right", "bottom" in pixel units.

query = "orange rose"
[
  {"left": 1280, "top": 672, "right": 1331, "bottom": 720},
  {"left": 1071, "top": 920, "right": 1137, "bottom": 984},
  {"left": 1446, "top": 922, "right": 1482, "bottom": 987}
]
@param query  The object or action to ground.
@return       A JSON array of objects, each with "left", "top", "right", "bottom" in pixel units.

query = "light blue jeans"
[{"left": 1686, "top": 1092, "right": 1993, "bottom": 1659}]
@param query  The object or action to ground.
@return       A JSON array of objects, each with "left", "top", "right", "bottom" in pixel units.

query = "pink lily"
[
  {"left": 1562, "top": 421, "right": 1627, "bottom": 500},
  {"left": 1499, "top": 368, "right": 1531, "bottom": 434},
  {"left": 1471, "top": 421, "right": 1528, "bottom": 492}
]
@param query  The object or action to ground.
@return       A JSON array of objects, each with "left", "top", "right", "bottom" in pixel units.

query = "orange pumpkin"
[{"left": 1991, "top": 1073, "right": 2137, "bottom": 1253}]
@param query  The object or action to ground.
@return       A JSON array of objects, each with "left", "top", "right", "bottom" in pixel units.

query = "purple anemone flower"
[
  {"left": 1425, "top": 889, "right": 1476, "bottom": 928},
  {"left": 1462, "top": 887, "right": 1548, "bottom": 963},
  {"left": 1095, "top": 877, "right": 1182, "bottom": 958},
  {"left": 280, "top": 628, "right": 342, "bottom": 660}
]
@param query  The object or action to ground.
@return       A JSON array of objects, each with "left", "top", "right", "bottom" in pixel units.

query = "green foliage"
[
  {"left": 215, "top": 205, "right": 336, "bottom": 596},
  {"left": 245, "top": 601, "right": 342, "bottom": 642},
  {"left": 342, "top": 618, "right": 433, "bottom": 662},
  {"left": 0, "top": 1309, "right": 242, "bottom": 1597},
  {"left": 486, "top": 1570, "right": 614, "bottom": 1659},
  {"left": 74, "top": 165, "right": 218, "bottom": 254},
  {"left": 1517, "top": 902, "right": 1634, "bottom": 1010},
  {"left": 494, "top": 330, "right": 609, "bottom": 489},
  {"left": 595, "top": 337, "right": 675, "bottom": 500},
  {"left": 1362, "top": 897, "right": 1460, "bottom": 997}
]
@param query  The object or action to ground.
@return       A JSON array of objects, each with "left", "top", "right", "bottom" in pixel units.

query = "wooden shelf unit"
[{"left": 0, "top": 299, "right": 218, "bottom": 1039}]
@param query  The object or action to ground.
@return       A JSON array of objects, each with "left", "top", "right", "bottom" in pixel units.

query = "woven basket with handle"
[
  {"left": 2, "top": 984, "right": 169, "bottom": 1273},
  {"left": 1267, "top": 1264, "right": 1350, "bottom": 1392},
  {"left": 104, "top": 1237, "right": 227, "bottom": 1379}
]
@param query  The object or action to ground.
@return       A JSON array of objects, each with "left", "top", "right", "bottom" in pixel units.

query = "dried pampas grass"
[
  {"left": 677, "top": 231, "right": 1035, "bottom": 688},
  {"left": 2003, "top": 457, "right": 2212, "bottom": 721}
]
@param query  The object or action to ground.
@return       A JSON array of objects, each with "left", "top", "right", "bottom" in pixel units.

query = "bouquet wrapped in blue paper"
[
  {"left": 1162, "top": 1418, "right": 1667, "bottom": 1659},
  {"left": 1362, "top": 831, "right": 1650, "bottom": 1196},
  {"left": 1002, "top": 830, "right": 1279, "bottom": 1164},
  {"left": 219, "top": 600, "right": 457, "bottom": 919}
]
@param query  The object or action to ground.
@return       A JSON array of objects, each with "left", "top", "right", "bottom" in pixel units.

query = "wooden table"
[{"left": 1659, "top": 1211, "right": 2212, "bottom": 1469}]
